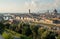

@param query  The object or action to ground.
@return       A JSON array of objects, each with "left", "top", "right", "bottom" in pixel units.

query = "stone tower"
[{"left": 29, "top": 9, "right": 30, "bottom": 13}]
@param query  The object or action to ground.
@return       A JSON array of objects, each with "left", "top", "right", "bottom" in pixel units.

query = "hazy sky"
[{"left": 0, "top": 0, "right": 60, "bottom": 13}]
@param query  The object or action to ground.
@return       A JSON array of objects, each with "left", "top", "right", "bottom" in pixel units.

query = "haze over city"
[{"left": 0, "top": 0, "right": 60, "bottom": 13}]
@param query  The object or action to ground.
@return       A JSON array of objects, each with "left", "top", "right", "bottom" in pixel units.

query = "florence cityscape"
[{"left": 0, "top": 0, "right": 60, "bottom": 39}]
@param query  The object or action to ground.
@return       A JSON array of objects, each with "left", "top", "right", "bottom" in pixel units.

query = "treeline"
[{"left": 0, "top": 22, "right": 60, "bottom": 39}]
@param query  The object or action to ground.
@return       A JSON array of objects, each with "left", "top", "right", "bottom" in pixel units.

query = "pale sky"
[{"left": 0, "top": 0, "right": 60, "bottom": 13}]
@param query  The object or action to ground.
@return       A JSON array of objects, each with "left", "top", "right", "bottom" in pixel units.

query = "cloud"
[
  {"left": 0, "top": 0, "right": 60, "bottom": 13},
  {"left": 24, "top": 0, "right": 38, "bottom": 12},
  {"left": 24, "top": 0, "right": 60, "bottom": 12},
  {"left": 54, "top": 0, "right": 60, "bottom": 7}
]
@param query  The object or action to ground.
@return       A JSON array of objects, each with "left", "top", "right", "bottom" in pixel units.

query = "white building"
[{"left": 3, "top": 14, "right": 13, "bottom": 20}]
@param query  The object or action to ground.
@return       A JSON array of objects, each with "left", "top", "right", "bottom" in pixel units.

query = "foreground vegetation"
[{"left": 0, "top": 21, "right": 60, "bottom": 39}]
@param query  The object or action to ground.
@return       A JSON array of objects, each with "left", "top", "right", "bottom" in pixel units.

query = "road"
[{"left": 0, "top": 35, "right": 4, "bottom": 39}]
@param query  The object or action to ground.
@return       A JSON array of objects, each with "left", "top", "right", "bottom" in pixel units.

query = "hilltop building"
[{"left": 54, "top": 9, "right": 57, "bottom": 14}]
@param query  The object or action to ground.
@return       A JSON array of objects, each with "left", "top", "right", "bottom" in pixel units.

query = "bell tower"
[{"left": 29, "top": 9, "right": 30, "bottom": 14}]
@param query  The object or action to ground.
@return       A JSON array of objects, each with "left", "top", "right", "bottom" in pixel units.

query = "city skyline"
[{"left": 0, "top": 0, "right": 60, "bottom": 13}]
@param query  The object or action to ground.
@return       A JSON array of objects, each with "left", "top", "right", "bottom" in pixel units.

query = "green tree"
[
  {"left": 5, "top": 23, "right": 10, "bottom": 29},
  {"left": 38, "top": 28, "right": 46, "bottom": 39},
  {"left": 41, "top": 30, "right": 49, "bottom": 39},
  {"left": 10, "top": 24, "right": 17, "bottom": 31},
  {"left": 0, "top": 22, "right": 5, "bottom": 34},
  {"left": 30, "top": 24, "right": 39, "bottom": 39},
  {"left": 47, "top": 32, "right": 56, "bottom": 39},
  {"left": 57, "top": 35, "right": 60, "bottom": 39},
  {"left": 2, "top": 32, "right": 13, "bottom": 39},
  {"left": 21, "top": 23, "right": 32, "bottom": 36},
  {"left": 20, "top": 35, "right": 32, "bottom": 39},
  {"left": 17, "top": 22, "right": 32, "bottom": 36},
  {"left": 41, "top": 30, "right": 56, "bottom": 39}
]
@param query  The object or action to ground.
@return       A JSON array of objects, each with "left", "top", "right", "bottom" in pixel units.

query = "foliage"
[
  {"left": 41, "top": 31, "right": 56, "bottom": 39},
  {"left": 38, "top": 28, "right": 46, "bottom": 39},
  {"left": 5, "top": 23, "right": 10, "bottom": 29},
  {"left": 20, "top": 35, "right": 32, "bottom": 39},
  {"left": 1, "top": 21, "right": 60, "bottom": 39},
  {"left": 0, "top": 22, "right": 5, "bottom": 34},
  {"left": 2, "top": 32, "right": 13, "bottom": 39},
  {"left": 57, "top": 35, "right": 60, "bottom": 39}
]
